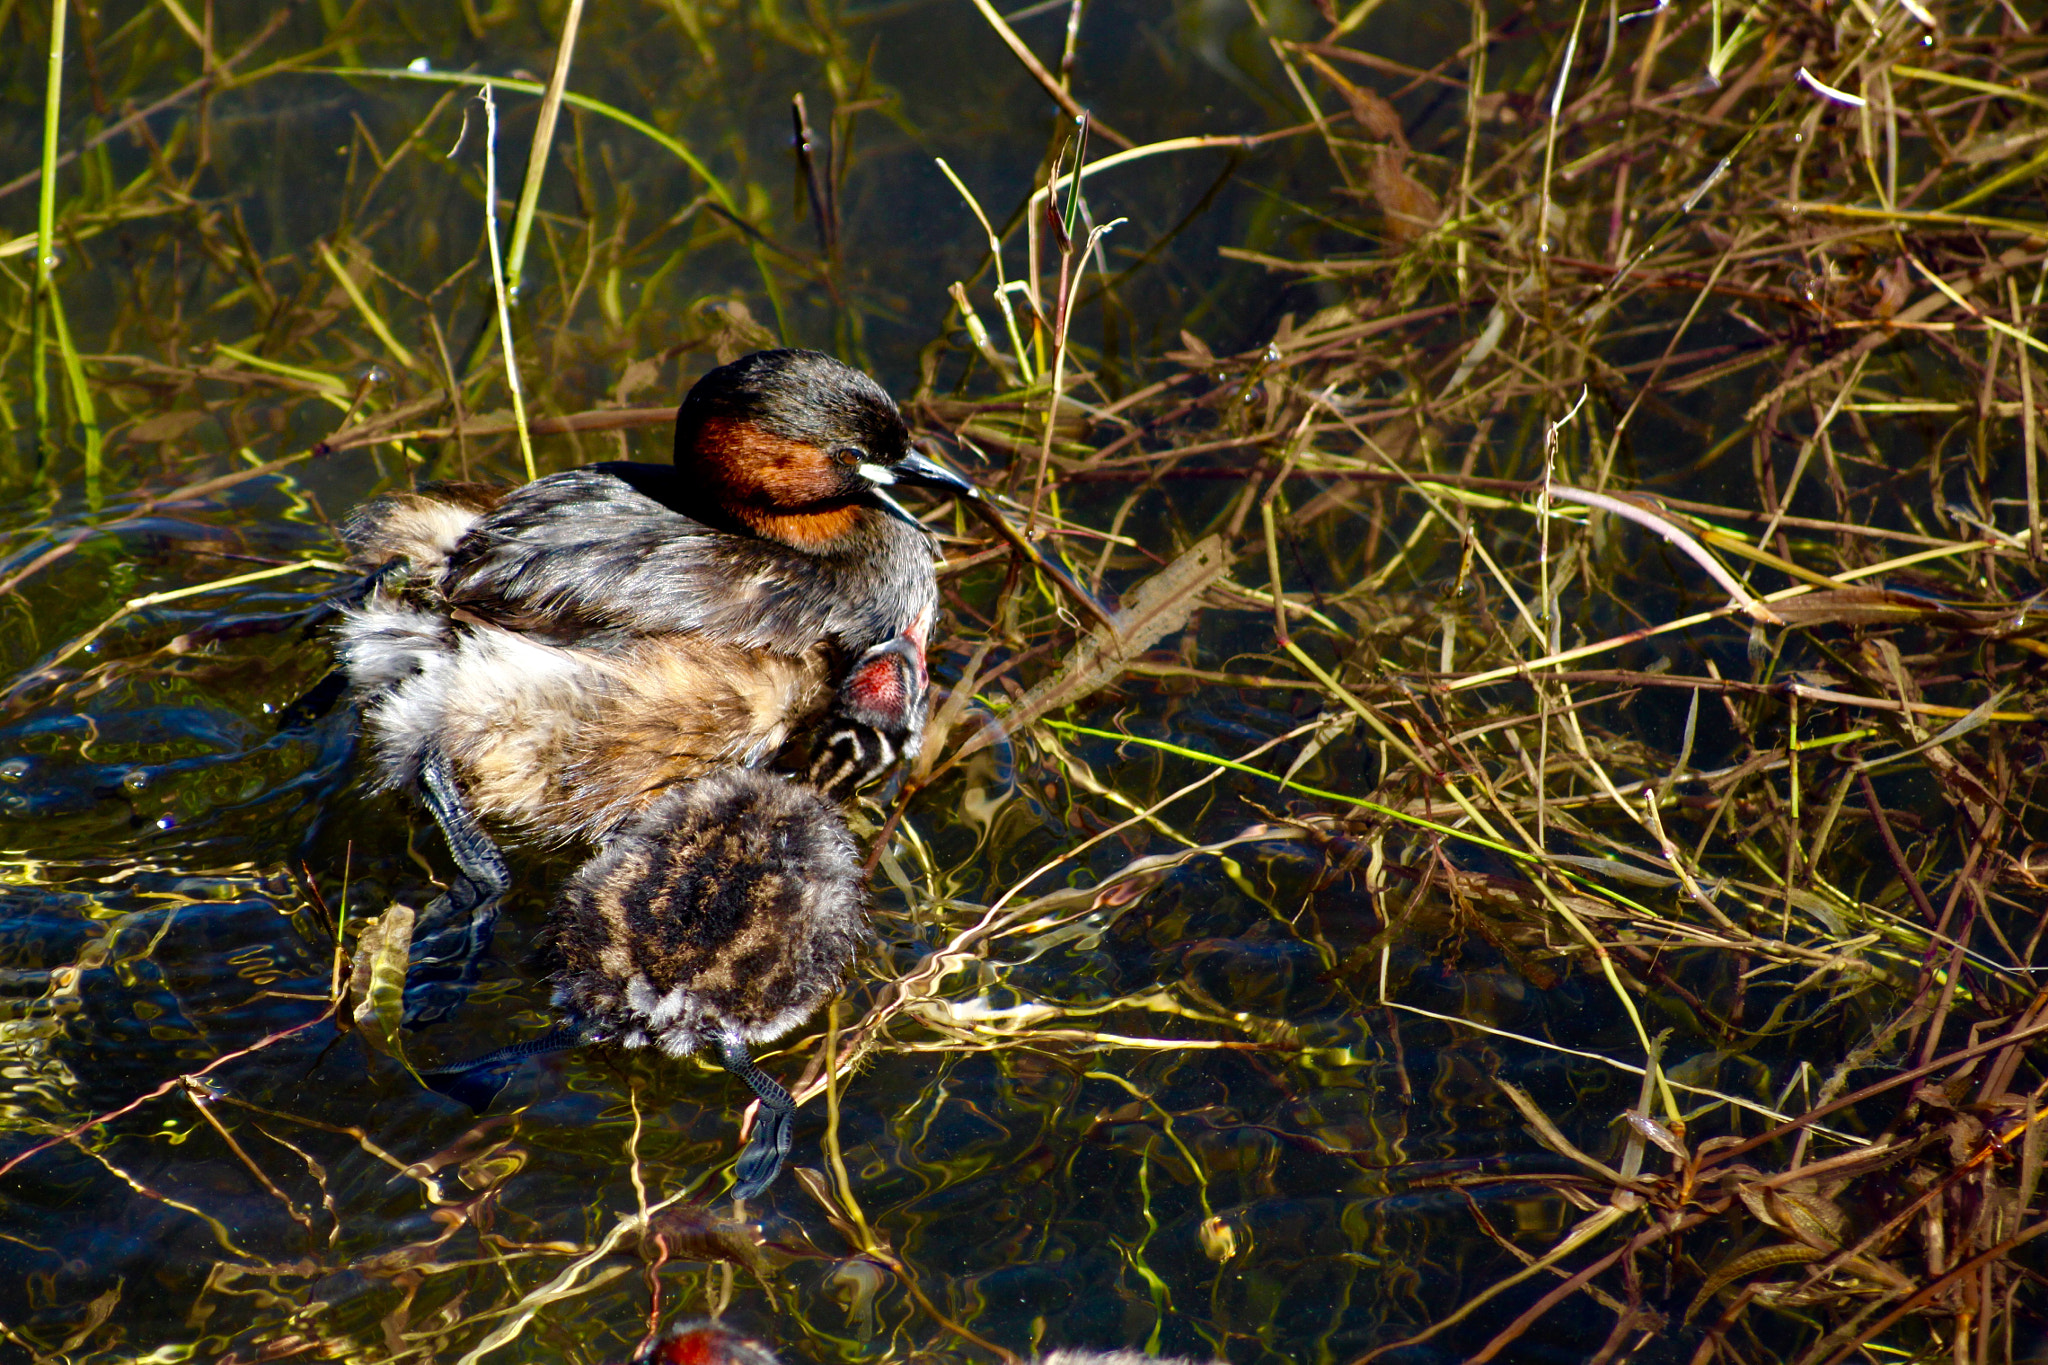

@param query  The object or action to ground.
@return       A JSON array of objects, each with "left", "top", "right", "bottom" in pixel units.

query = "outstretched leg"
[
  {"left": 403, "top": 746, "right": 511, "bottom": 1026},
  {"left": 421, "top": 1026, "right": 579, "bottom": 1110},
  {"left": 718, "top": 1030, "right": 794, "bottom": 1202}
]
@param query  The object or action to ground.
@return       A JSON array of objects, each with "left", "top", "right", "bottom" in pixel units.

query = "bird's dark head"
[{"left": 672, "top": 348, "right": 973, "bottom": 552}]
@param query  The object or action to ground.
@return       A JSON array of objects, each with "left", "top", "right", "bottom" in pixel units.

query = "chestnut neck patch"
[{"left": 678, "top": 416, "right": 871, "bottom": 551}]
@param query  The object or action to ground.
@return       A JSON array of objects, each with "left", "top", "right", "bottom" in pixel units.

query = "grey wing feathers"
[{"left": 439, "top": 464, "right": 935, "bottom": 653}]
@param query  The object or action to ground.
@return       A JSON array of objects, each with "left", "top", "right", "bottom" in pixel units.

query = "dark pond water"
[{"left": 0, "top": 1, "right": 2010, "bottom": 1362}]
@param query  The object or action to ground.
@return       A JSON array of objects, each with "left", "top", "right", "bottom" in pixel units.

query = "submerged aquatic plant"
[{"left": 0, "top": 0, "right": 2045, "bottom": 1361}]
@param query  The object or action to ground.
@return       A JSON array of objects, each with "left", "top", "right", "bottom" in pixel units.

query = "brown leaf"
[
  {"left": 791, "top": 1165, "right": 870, "bottom": 1248},
  {"left": 1299, "top": 48, "right": 1404, "bottom": 143},
  {"left": 401, "top": 1114, "right": 521, "bottom": 1177},
  {"left": 1369, "top": 150, "right": 1439, "bottom": 244},
  {"left": 1496, "top": 1079, "right": 1631, "bottom": 1184},
  {"left": 1166, "top": 329, "right": 1216, "bottom": 370},
  {"left": 127, "top": 410, "right": 211, "bottom": 444},
  {"left": 613, "top": 355, "right": 664, "bottom": 404},
  {"left": 1625, "top": 1109, "right": 1691, "bottom": 1160},
  {"left": 1872, "top": 256, "right": 1911, "bottom": 318},
  {"left": 1685, "top": 1242, "right": 1825, "bottom": 1323},
  {"left": 1348, "top": 85, "right": 1403, "bottom": 141},
  {"left": 1765, "top": 1189, "right": 1847, "bottom": 1251},
  {"left": 1770, "top": 588, "right": 2008, "bottom": 630},
  {"left": 699, "top": 298, "right": 777, "bottom": 364},
  {"left": 626, "top": 1205, "right": 772, "bottom": 1275},
  {"left": 58, "top": 1284, "right": 122, "bottom": 1354},
  {"left": 954, "top": 535, "right": 1228, "bottom": 761}
]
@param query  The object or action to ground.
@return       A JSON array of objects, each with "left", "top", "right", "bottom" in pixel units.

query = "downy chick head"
[
  {"left": 623, "top": 1323, "right": 1213, "bottom": 1365},
  {"left": 548, "top": 767, "right": 866, "bottom": 1058},
  {"left": 632, "top": 1319, "right": 781, "bottom": 1365},
  {"left": 672, "top": 348, "right": 973, "bottom": 552},
  {"left": 792, "top": 633, "right": 930, "bottom": 802}
]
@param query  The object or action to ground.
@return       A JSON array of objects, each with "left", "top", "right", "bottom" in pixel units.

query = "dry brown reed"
[{"left": 2, "top": 0, "right": 2046, "bottom": 1361}]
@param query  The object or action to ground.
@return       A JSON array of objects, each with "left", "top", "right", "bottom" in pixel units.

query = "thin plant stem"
[
  {"left": 505, "top": 0, "right": 585, "bottom": 295},
  {"left": 34, "top": 0, "right": 65, "bottom": 441},
  {"left": 479, "top": 85, "right": 537, "bottom": 483},
  {"left": 43, "top": 273, "right": 100, "bottom": 505}
]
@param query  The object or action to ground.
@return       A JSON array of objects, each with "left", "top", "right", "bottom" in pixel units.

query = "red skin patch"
[
  {"left": 845, "top": 649, "right": 911, "bottom": 724},
  {"left": 643, "top": 1324, "right": 775, "bottom": 1365},
  {"left": 653, "top": 1331, "right": 718, "bottom": 1365}
]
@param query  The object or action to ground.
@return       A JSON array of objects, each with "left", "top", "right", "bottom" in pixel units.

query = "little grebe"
[
  {"left": 426, "top": 765, "right": 865, "bottom": 1200},
  {"left": 335, "top": 349, "right": 968, "bottom": 1022}
]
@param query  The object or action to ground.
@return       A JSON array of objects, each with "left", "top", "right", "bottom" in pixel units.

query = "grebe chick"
[
  {"left": 1036, "top": 1353, "right": 1217, "bottom": 1364},
  {"left": 335, "top": 348, "right": 970, "bottom": 1022},
  {"left": 781, "top": 633, "right": 928, "bottom": 802},
  {"left": 622, "top": 1322, "right": 1214, "bottom": 1365},
  {"left": 432, "top": 766, "right": 864, "bottom": 1201},
  {"left": 631, "top": 1320, "right": 779, "bottom": 1365}
]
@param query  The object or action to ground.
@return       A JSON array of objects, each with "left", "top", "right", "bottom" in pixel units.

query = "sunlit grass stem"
[
  {"left": 935, "top": 158, "right": 1032, "bottom": 383},
  {"left": 36, "top": 0, "right": 99, "bottom": 502},
  {"left": 316, "top": 239, "right": 418, "bottom": 372},
  {"left": 504, "top": 0, "right": 584, "bottom": 296},
  {"left": 327, "top": 65, "right": 789, "bottom": 347},
  {"left": 1028, "top": 216, "right": 1122, "bottom": 532},
  {"left": 34, "top": 0, "right": 65, "bottom": 434},
  {"left": 478, "top": 86, "right": 537, "bottom": 483},
  {"left": 45, "top": 288, "right": 101, "bottom": 505}
]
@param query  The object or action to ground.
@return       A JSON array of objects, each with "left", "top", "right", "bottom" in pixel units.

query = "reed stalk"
[
  {"left": 479, "top": 84, "right": 537, "bottom": 483},
  {"left": 33, "top": 0, "right": 65, "bottom": 436},
  {"left": 36, "top": 0, "right": 99, "bottom": 502},
  {"left": 504, "top": 0, "right": 585, "bottom": 298}
]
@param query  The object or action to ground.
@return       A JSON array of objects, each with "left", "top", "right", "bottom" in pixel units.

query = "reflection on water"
[
  {"left": 0, "top": 579, "right": 1643, "bottom": 1364},
  {"left": 1, "top": 0, "right": 2026, "bottom": 1360}
]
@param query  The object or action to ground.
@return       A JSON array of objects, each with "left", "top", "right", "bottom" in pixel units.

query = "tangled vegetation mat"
[{"left": 1, "top": 0, "right": 2046, "bottom": 1361}]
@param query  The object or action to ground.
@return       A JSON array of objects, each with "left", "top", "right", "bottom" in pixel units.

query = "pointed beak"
[
  {"left": 886, "top": 448, "right": 980, "bottom": 498},
  {"left": 860, "top": 445, "right": 978, "bottom": 530},
  {"left": 868, "top": 487, "right": 927, "bottom": 530}
]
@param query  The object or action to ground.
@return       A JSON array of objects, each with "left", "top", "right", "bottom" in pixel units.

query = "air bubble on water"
[
  {"left": 407, "top": 56, "right": 432, "bottom": 72},
  {"left": 39, "top": 248, "right": 65, "bottom": 272},
  {"left": 1263, "top": 343, "right": 1281, "bottom": 364},
  {"left": 123, "top": 768, "right": 150, "bottom": 791},
  {"left": 506, "top": 281, "right": 523, "bottom": 305},
  {"left": 155, "top": 814, "right": 178, "bottom": 831},
  {"left": 0, "top": 758, "right": 26, "bottom": 782},
  {"left": 357, "top": 364, "right": 391, "bottom": 388}
]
